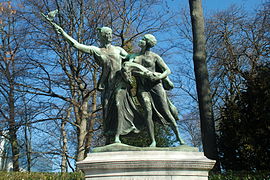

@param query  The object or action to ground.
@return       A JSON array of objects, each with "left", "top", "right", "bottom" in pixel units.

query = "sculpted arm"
[
  {"left": 52, "top": 22, "right": 101, "bottom": 56},
  {"left": 155, "top": 55, "right": 171, "bottom": 80}
]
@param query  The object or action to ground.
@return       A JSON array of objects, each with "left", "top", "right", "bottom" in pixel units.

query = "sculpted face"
[
  {"left": 138, "top": 37, "right": 147, "bottom": 48},
  {"left": 101, "top": 29, "right": 112, "bottom": 43},
  {"left": 139, "top": 34, "right": 157, "bottom": 49},
  {"left": 98, "top": 27, "right": 112, "bottom": 45},
  {"left": 144, "top": 34, "right": 157, "bottom": 48}
]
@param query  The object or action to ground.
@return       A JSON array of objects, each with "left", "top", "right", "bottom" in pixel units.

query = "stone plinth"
[{"left": 77, "top": 143, "right": 216, "bottom": 180}]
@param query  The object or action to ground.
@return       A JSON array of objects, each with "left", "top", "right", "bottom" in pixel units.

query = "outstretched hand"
[
  {"left": 41, "top": 10, "right": 63, "bottom": 34},
  {"left": 51, "top": 22, "right": 63, "bottom": 34},
  {"left": 133, "top": 70, "right": 162, "bottom": 81},
  {"left": 144, "top": 72, "right": 162, "bottom": 81},
  {"left": 150, "top": 72, "right": 162, "bottom": 81}
]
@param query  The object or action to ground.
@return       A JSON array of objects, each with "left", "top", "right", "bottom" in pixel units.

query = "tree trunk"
[
  {"left": 75, "top": 100, "right": 88, "bottom": 163},
  {"left": 8, "top": 83, "right": 20, "bottom": 171},
  {"left": 60, "top": 106, "right": 70, "bottom": 173},
  {"left": 61, "top": 121, "right": 68, "bottom": 172},
  {"left": 25, "top": 124, "right": 31, "bottom": 172},
  {"left": 188, "top": 0, "right": 217, "bottom": 160},
  {"left": 9, "top": 129, "right": 19, "bottom": 171},
  {"left": 22, "top": 97, "right": 32, "bottom": 172},
  {"left": 84, "top": 68, "right": 98, "bottom": 157},
  {"left": 76, "top": 125, "right": 87, "bottom": 162}
]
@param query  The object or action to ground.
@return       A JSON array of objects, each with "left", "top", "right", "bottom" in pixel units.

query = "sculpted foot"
[
  {"left": 149, "top": 141, "right": 156, "bottom": 147},
  {"left": 133, "top": 128, "right": 140, "bottom": 134},
  {"left": 175, "top": 130, "right": 186, "bottom": 145},
  {"left": 114, "top": 136, "right": 121, "bottom": 143},
  {"left": 179, "top": 138, "right": 186, "bottom": 145}
]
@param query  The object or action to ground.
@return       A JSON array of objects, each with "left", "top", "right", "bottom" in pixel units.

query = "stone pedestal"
[{"left": 77, "top": 144, "right": 216, "bottom": 180}]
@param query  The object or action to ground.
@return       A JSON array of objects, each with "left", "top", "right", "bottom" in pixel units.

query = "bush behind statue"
[
  {"left": 209, "top": 171, "right": 270, "bottom": 180},
  {"left": 0, "top": 171, "right": 84, "bottom": 180}
]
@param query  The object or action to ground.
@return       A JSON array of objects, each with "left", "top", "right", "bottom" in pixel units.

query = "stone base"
[{"left": 77, "top": 144, "right": 216, "bottom": 180}]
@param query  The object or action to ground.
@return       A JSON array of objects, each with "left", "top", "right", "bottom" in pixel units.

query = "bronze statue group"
[{"left": 43, "top": 11, "right": 185, "bottom": 147}]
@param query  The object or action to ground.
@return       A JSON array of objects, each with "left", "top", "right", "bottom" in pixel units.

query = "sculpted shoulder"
[
  {"left": 114, "top": 45, "right": 128, "bottom": 58},
  {"left": 114, "top": 45, "right": 124, "bottom": 51},
  {"left": 150, "top": 51, "right": 161, "bottom": 61}
]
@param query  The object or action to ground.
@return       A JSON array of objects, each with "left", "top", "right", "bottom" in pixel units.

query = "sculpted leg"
[
  {"left": 139, "top": 92, "right": 156, "bottom": 147},
  {"left": 171, "top": 122, "right": 185, "bottom": 145},
  {"left": 114, "top": 89, "right": 126, "bottom": 144},
  {"left": 148, "top": 113, "right": 156, "bottom": 147},
  {"left": 152, "top": 85, "right": 185, "bottom": 145}
]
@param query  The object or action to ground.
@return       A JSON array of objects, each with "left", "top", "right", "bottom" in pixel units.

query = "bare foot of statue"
[
  {"left": 114, "top": 135, "right": 121, "bottom": 143},
  {"left": 133, "top": 128, "right": 140, "bottom": 134},
  {"left": 173, "top": 126, "right": 186, "bottom": 145},
  {"left": 179, "top": 138, "right": 186, "bottom": 145},
  {"left": 149, "top": 141, "right": 156, "bottom": 147}
]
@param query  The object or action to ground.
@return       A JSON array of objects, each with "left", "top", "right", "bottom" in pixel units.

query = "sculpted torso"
[
  {"left": 100, "top": 46, "right": 123, "bottom": 72},
  {"left": 89, "top": 45, "right": 127, "bottom": 89},
  {"left": 132, "top": 52, "right": 157, "bottom": 73}
]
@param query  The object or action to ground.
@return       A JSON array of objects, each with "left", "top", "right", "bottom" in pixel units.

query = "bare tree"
[
  {"left": 206, "top": 4, "right": 270, "bottom": 109},
  {"left": 181, "top": 110, "right": 202, "bottom": 150},
  {"left": 0, "top": 1, "right": 31, "bottom": 171}
]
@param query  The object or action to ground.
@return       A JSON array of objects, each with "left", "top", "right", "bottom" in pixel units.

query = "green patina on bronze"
[{"left": 42, "top": 10, "right": 186, "bottom": 148}]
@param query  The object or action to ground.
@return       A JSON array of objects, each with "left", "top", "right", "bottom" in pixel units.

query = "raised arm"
[
  {"left": 41, "top": 11, "right": 101, "bottom": 57},
  {"left": 52, "top": 22, "right": 101, "bottom": 56}
]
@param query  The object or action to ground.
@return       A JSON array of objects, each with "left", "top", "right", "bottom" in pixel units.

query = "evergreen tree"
[{"left": 218, "top": 63, "right": 270, "bottom": 171}]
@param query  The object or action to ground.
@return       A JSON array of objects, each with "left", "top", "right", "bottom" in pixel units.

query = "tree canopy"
[{"left": 218, "top": 63, "right": 270, "bottom": 171}]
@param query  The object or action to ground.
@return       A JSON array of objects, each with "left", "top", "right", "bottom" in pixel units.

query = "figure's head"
[
  {"left": 138, "top": 34, "right": 157, "bottom": 48},
  {"left": 97, "top": 27, "right": 112, "bottom": 45}
]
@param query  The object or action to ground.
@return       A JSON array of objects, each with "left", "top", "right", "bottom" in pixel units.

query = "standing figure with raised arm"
[
  {"left": 123, "top": 34, "right": 185, "bottom": 147},
  {"left": 42, "top": 11, "right": 139, "bottom": 144}
]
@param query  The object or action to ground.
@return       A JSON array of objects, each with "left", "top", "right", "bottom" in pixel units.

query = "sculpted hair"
[
  {"left": 97, "top": 27, "right": 112, "bottom": 37},
  {"left": 144, "top": 34, "right": 157, "bottom": 48}
]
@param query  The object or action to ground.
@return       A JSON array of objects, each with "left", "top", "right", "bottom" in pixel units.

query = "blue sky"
[
  {"left": 175, "top": 0, "right": 264, "bottom": 12},
  {"left": 202, "top": 0, "right": 263, "bottom": 11}
]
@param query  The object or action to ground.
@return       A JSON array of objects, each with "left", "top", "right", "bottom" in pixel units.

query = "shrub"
[
  {"left": 0, "top": 171, "right": 84, "bottom": 180},
  {"left": 209, "top": 171, "right": 270, "bottom": 180}
]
